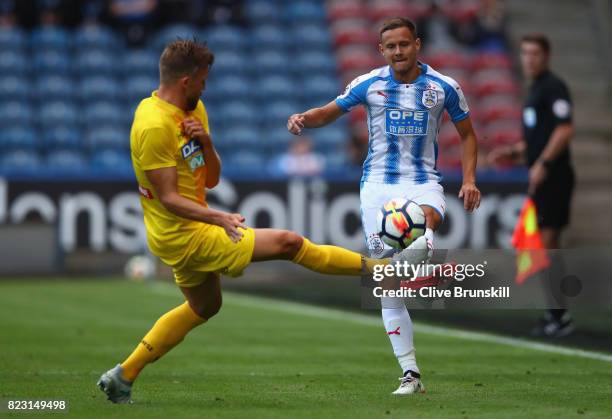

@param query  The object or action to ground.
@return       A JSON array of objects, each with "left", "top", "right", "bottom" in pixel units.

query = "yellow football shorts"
[{"left": 173, "top": 225, "right": 256, "bottom": 288}]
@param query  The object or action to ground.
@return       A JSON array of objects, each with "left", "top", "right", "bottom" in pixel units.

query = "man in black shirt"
[{"left": 490, "top": 33, "right": 575, "bottom": 337}]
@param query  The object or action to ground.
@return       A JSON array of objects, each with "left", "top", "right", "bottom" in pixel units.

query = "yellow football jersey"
[{"left": 130, "top": 91, "right": 210, "bottom": 267}]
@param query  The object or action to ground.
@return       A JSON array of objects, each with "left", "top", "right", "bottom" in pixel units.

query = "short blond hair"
[{"left": 159, "top": 39, "right": 215, "bottom": 84}]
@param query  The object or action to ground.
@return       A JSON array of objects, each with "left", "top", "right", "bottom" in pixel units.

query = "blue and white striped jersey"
[{"left": 335, "top": 62, "right": 469, "bottom": 185}]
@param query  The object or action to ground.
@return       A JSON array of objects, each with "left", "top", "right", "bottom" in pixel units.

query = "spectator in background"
[
  {"left": 276, "top": 136, "right": 325, "bottom": 178},
  {"left": 451, "top": 0, "right": 507, "bottom": 50},
  {"left": 108, "top": 0, "right": 159, "bottom": 46},
  {"left": 0, "top": 0, "right": 17, "bottom": 27},
  {"left": 158, "top": 0, "right": 246, "bottom": 27}
]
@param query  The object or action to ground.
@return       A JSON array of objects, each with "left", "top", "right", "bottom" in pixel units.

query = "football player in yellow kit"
[{"left": 97, "top": 39, "right": 428, "bottom": 404}]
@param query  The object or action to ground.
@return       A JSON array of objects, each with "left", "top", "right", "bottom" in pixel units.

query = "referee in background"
[{"left": 490, "top": 33, "right": 575, "bottom": 337}]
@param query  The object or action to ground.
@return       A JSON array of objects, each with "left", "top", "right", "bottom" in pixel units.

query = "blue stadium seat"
[
  {"left": 0, "top": 101, "right": 33, "bottom": 127},
  {"left": 124, "top": 76, "right": 157, "bottom": 104},
  {"left": 0, "top": 76, "right": 30, "bottom": 101},
  {"left": 212, "top": 50, "right": 249, "bottom": 77},
  {"left": 206, "top": 75, "right": 253, "bottom": 102},
  {"left": 250, "top": 25, "right": 289, "bottom": 49},
  {"left": 84, "top": 102, "right": 125, "bottom": 128},
  {"left": 74, "top": 25, "right": 122, "bottom": 51},
  {"left": 261, "top": 100, "right": 300, "bottom": 128},
  {"left": 79, "top": 76, "right": 122, "bottom": 102},
  {"left": 43, "top": 126, "right": 82, "bottom": 151},
  {"left": 29, "top": 26, "right": 72, "bottom": 51},
  {"left": 253, "top": 51, "right": 290, "bottom": 76},
  {"left": 0, "top": 127, "right": 38, "bottom": 152},
  {"left": 122, "top": 49, "right": 158, "bottom": 78},
  {"left": 283, "top": 1, "right": 327, "bottom": 24},
  {"left": 1, "top": 150, "right": 42, "bottom": 174},
  {"left": 262, "top": 126, "right": 294, "bottom": 151},
  {"left": 0, "top": 51, "right": 28, "bottom": 75},
  {"left": 86, "top": 127, "right": 128, "bottom": 150},
  {"left": 39, "top": 101, "right": 78, "bottom": 128},
  {"left": 46, "top": 150, "right": 87, "bottom": 173},
  {"left": 245, "top": 0, "right": 282, "bottom": 24},
  {"left": 311, "top": 123, "right": 348, "bottom": 150},
  {"left": 0, "top": 27, "right": 27, "bottom": 51},
  {"left": 91, "top": 149, "right": 132, "bottom": 173},
  {"left": 217, "top": 101, "right": 258, "bottom": 128},
  {"left": 225, "top": 152, "right": 266, "bottom": 176},
  {"left": 292, "top": 51, "right": 337, "bottom": 76},
  {"left": 76, "top": 50, "right": 118, "bottom": 76},
  {"left": 299, "top": 75, "right": 339, "bottom": 102},
  {"left": 205, "top": 25, "right": 248, "bottom": 51},
  {"left": 220, "top": 127, "right": 259, "bottom": 147},
  {"left": 35, "top": 75, "right": 74, "bottom": 102},
  {"left": 33, "top": 50, "right": 71, "bottom": 76},
  {"left": 291, "top": 24, "right": 331, "bottom": 51},
  {"left": 324, "top": 152, "right": 349, "bottom": 173},
  {"left": 151, "top": 24, "right": 200, "bottom": 52},
  {"left": 255, "top": 75, "right": 293, "bottom": 102}
]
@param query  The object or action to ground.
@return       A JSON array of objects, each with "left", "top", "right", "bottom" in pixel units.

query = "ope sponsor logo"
[
  {"left": 387, "top": 110, "right": 426, "bottom": 121},
  {"left": 181, "top": 139, "right": 201, "bottom": 159}
]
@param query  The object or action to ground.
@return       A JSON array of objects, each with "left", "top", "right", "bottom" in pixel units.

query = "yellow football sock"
[
  {"left": 292, "top": 237, "right": 390, "bottom": 276},
  {"left": 120, "top": 302, "right": 205, "bottom": 382}
]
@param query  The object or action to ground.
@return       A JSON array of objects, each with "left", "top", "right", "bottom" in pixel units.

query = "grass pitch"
[{"left": 0, "top": 278, "right": 611, "bottom": 418}]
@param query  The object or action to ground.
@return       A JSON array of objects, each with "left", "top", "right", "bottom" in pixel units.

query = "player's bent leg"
[
  {"left": 180, "top": 272, "right": 223, "bottom": 320},
  {"left": 251, "top": 229, "right": 304, "bottom": 261}
]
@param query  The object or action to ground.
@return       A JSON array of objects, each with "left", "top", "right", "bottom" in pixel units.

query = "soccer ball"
[
  {"left": 124, "top": 255, "right": 156, "bottom": 281},
  {"left": 376, "top": 198, "right": 426, "bottom": 249}
]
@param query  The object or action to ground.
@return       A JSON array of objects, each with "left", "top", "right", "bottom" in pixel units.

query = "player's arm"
[
  {"left": 454, "top": 117, "right": 481, "bottom": 212},
  {"left": 287, "top": 101, "right": 344, "bottom": 135},
  {"left": 145, "top": 166, "right": 246, "bottom": 242},
  {"left": 182, "top": 117, "right": 221, "bottom": 188}
]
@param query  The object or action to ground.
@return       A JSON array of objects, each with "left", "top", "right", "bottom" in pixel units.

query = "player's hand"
[
  {"left": 287, "top": 113, "right": 305, "bottom": 135},
  {"left": 219, "top": 213, "right": 247, "bottom": 243},
  {"left": 458, "top": 182, "right": 481, "bottom": 212},
  {"left": 528, "top": 161, "right": 547, "bottom": 196},
  {"left": 182, "top": 118, "right": 211, "bottom": 146}
]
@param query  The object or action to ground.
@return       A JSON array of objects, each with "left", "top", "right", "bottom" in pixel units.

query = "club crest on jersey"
[
  {"left": 422, "top": 89, "right": 438, "bottom": 108},
  {"left": 367, "top": 233, "right": 385, "bottom": 255}
]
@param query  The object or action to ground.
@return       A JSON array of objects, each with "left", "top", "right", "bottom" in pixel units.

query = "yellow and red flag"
[{"left": 511, "top": 198, "right": 550, "bottom": 284}]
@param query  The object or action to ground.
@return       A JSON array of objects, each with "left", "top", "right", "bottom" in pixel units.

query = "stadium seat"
[
  {"left": 124, "top": 76, "right": 157, "bottom": 105},
  {"left": 291, "top": 24, "right": 332, "bottom": 51},
  {"left": 472, "top": 52, "right": 512, "bottom": 70},
  {"left": 253, "top": 51, "right": 290, "bottom": 76},
  {"left": 74, "top": 25, "right": 122, "bottom": 51},
  {"left": 0, "top": 76, "right": 30, "bottom": 101},
  {"left": 39, "top": 101, "right": 78, "bottom": 129},
  {"left": 151, "top": 24, "right": 200, "bottom": 52},
  {"left": 225, "top": 152, "right": 266, "bottom": 175},
  {"left": 324, "top": 152, "right": 348, "bottom": 173},
  {"left": 262, "top": 126, "right": 294, "bottom": 151},
  {"left": 121, "top": 49, "right": 158, "bottom": 78},
  {"left": 0, "top": 150, "right": 42, "bottom": 173},
  {"left": 283, "top": 1, "right": 327, "bottom": 24},
  {"left": 29, "top": 26, "right": 72, "bottom": 51},
  {"left": 43, "top": 126, "right": 82, "bottom": 151},
  {"left": 254, "top": 75, "right": 294, "bottom": 102},
  {"left": 426, "top": 51, "right": 471, "bottom": 71},
  {"left": 311, "top": 123, "right": 347, "bottom": 150},
  {"left": 33, "top": 50, "right": 71, "bottom": 76},
  {"left": 291, "top": 51, "right": 337, "bottom": 76},
  {"left": 245, "top": 0, "right": 282, "bottom": 24},
  {"left": 84, "top": 102, "right": 125, "bottom": 128},
  {"left": 298, "top": 75, "right": 339, "bottom": 103},
  {"left": 79, "top": 76, "right": 122, "bottom": 103},
  {"left": 0, "top": 127, "right": 38, "bottom": 152},
  {"left": 211, "top": 50, "right": 249, "bottom": 77},
  {"left": 220, "top": 127, "right": 259, "bottom": 147},
  {"left": 251, "top": 25, "right": 289, "bottom": 50},
  {"left": 46, "top": 150, "right": 88, "bottom": 173},
  {"left": 204, "top": 25, "right": 248, "bottom": 51},
  {"left": 0, "top": 27, "right": 27, "bottom": 51},
  {"left": 91, "top": 149, "right": 132, "bottom": 173},
  {"left": 261, "top": 100, "right": 301, "bottom": 128},
  {"left": 0, "top": 51, "right": 28, "bottom": 75},
  {"left": 205, "top": 75, "right": 253, "bottom": 102},
  {"left": 0, "top": 101, "right": 33, "bottom": 127},
  {"left": 327, "top": 1, "right": 366, "bottom": 21},
  {"left": 35, "top": 76, "right": 74, "bottom": 102},
  {"left": 217, "top": 100, "right": 258, "bottom": 128},
  {"left": 86, "top": 127, "right": 129, "bottom": 151},
  {"left": 76, "top": 50, "right": 118, "bottom": 76},
  {"left": 369, "top": 0, "right": 430, "bottom": 21}
]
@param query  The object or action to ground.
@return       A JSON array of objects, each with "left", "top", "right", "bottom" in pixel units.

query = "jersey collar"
[
  {"left": 151, "top": 90, "right": 188, "bottom": 117},
  {"left": 388, "top": 61, "right": 427, "bottom": 85}
]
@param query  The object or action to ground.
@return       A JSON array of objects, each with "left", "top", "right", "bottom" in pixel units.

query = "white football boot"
[
  {"left": 392, "top": 370, "right": 425, "bottom": 395},
  {"left": 97, "top": 364, "right": 133, "bottom": 404},
  {"left": 392, "top": 236, "right": 429, "bottom": 267}
]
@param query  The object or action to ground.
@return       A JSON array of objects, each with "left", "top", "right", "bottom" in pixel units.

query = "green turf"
[{"left": 0, "top": 279, "right": 610, "bottom": 418}]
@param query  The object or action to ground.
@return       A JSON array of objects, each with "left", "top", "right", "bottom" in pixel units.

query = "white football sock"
[
  {"left": 381, "top": 297, "right": 419, "bottom": 374},
  {"left": 424, "top": 228, "right": 435, "bottom": 247}
]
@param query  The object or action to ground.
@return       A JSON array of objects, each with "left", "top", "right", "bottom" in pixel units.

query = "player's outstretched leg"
[
  {"left": 98, "top": 274, "right": 220, "bottom": 403},
  {"left": 251, "top": 229, "right": 429, "bottom": 276}
]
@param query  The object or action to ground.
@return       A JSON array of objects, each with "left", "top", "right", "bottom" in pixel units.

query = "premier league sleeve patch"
[{"left": 385, "top": 109, "right": 429, "bottom": 136}]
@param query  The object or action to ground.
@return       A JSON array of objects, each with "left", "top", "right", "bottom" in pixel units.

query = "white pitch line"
[{"left": 149, "top": 283, "right": 612, "bottom": 363}]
